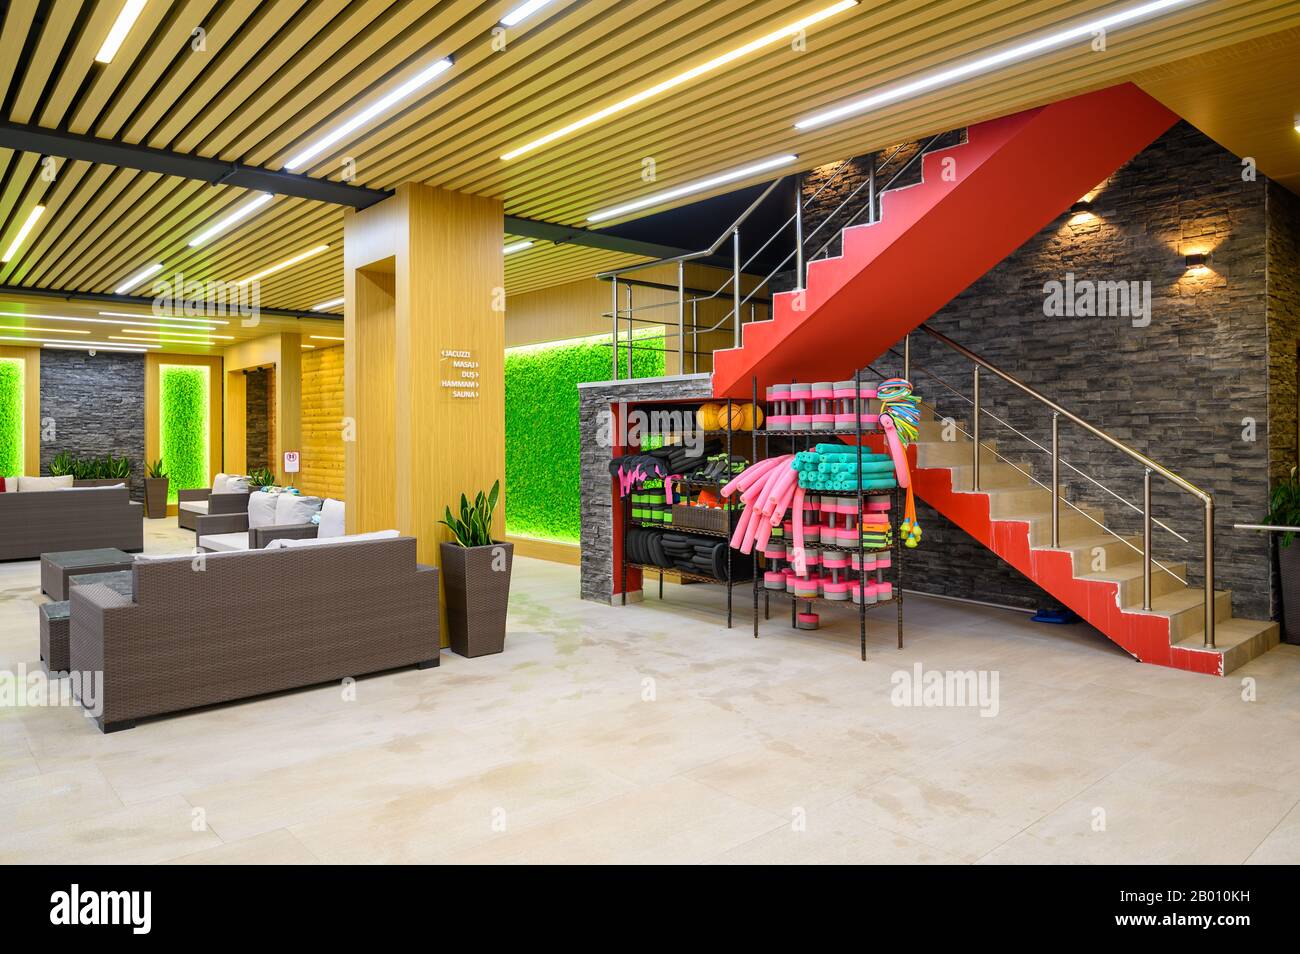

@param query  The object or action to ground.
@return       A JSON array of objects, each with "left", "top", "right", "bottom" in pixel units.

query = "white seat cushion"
[
  {"left": 267, "top": 529, "right": 399, "bottom": 549},
  {"left": 212, "top": 472, "right": 229, "bottom": 494},
  {"left": 18, "top": 475, "right": 74, "bottom": 492},
  {"left": 179, "top": 500, "right": 209, "bottom": 515},
  {"left": 275, "top": 493, "right": 323, "bottom": 526},
  {"left": 198, "top": 532, "right": 249, "bottom": 552},
  {"left": 246, "top": 491, "right": 278, "bottom": 528},
  {"left": 318, "top": 499, "right": 345, "bottom": 538}
]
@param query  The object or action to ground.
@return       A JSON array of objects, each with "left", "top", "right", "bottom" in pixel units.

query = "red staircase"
[{"left": 711, "top": 84, "right": 1179, "bottom": 398}]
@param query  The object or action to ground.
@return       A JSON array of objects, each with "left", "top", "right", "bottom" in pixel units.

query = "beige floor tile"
[
  {"left": 167, "top": 829, "right": 321, "bottom": 865},
  {"left": 443, "top": 776, "right": 785, "bottom": 864},
  {"left": 1245, "top": 797, "right": 1300, "bottom": 864},
  {"left": 0, "top": 794, "right": 221, "bottom": 864}
]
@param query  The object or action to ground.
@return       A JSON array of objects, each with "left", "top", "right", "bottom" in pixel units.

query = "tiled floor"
[{"left": 2, "top": 521, "right": 1298, "bottom": 864}]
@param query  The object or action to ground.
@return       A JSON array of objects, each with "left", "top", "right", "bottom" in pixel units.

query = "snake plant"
[{"left": 440, "top": 480, "right": 500, "bottom": 548}]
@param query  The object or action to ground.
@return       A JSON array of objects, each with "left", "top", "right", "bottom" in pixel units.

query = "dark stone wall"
[
  {"left": 579, "top": 374, "right": 715, "bottom": 603},
  {"left": 39, "top": 350, "right": 146, "bottom": 500},
  {"left": 245, "top": 367, "right": 272, "bottom": 473},
  {"left": 829, "top": 121, "right": 1277, "bottom": 618}
]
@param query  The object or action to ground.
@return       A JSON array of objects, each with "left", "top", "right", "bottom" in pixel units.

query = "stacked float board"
[{"left": 625, "top": 527, "right": 753, "bottom": 582}]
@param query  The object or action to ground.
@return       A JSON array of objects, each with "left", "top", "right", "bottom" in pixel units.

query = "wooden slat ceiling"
[{"left": 0, "top": 0, "right": 1297, "bottom": 322}]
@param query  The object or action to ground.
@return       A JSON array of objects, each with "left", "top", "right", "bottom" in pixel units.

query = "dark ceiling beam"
[
  {"left": 0, "top": 122, "right": 693, "bottom": 259},
  {"left": 0, "top": 284, "right": 342, "bottom": 320},
  {"left": 0, "top": 121, "right": 390, "bottom": 208}
]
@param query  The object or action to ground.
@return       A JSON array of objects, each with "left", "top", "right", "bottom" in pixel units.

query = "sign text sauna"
[{"left": 439, "top": 349, "right": 480, "bottom": 400}]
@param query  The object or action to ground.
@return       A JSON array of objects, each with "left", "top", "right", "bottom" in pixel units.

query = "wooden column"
[
  {"left": 344, "top": 184, "right": 505, "bottom": 636},
  {"left": 274, "top": 332, "right": 302, "bottom": 484}
]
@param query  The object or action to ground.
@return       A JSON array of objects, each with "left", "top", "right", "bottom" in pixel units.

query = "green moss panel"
[
  {"left": 160, "top": 365, "right": 210, "bottom": 503},
  {"left": 0, "top": 358, "right": 23, "bottom": 478},
  {"left": 505, "top": 329, "right": 664, "bottom": 542}
]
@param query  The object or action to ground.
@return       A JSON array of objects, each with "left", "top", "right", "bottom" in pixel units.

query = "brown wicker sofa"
[
  {"left": 0, "top": 486, "right": 143, "bottom": 561},
  {"left": 68, "top": 535, "right": 439, "bottom": 731},
  {"left": 177, "top": 486, "right": 249, "bottom": 531}
]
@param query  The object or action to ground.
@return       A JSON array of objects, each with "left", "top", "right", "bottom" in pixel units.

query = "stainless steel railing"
[
  {"left": 899, "top": 324, "right": 1216, "bottom": 648},
  {"left": 596, "top": 132, "right": 959, "bottom": 378}
]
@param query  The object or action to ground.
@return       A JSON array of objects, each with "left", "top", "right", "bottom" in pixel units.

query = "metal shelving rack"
[
  {"left": 619, "top": 401, "right": 745, "bottom": 627},
  {"left": 748, "top": 372, "right": 904, "bottom": 661}
]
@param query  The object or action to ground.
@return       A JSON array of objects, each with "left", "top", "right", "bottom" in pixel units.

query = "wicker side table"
[
  {"left": 40, "top": 602, "right": 71, "bottom": 674},
  {"left": 40, "top": 548, "right": 136, "bottom": 600}
]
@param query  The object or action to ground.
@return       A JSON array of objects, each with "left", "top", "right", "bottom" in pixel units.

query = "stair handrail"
[{"left": 909, "top": 324, "right": 1215, "bottom": 648}]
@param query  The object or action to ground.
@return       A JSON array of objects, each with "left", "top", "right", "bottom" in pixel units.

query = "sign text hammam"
[{"left": 439, "top": 349, "right": 480, "bottom": 400}]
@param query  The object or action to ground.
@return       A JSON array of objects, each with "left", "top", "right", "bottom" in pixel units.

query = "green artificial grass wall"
[
  {"left": 505, "top": 329, "right": 664, "bottom": 542},
  {"left": 160, "top": 365, "right": 210, "bottom": 503},
  {"left": 0, "top": 358, "right": 22, "bottom": 478}
]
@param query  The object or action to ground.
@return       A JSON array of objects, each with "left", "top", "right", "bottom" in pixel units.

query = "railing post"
[
  {"left": 1205, "top": 498, "right": 1215, "bottom": 648},
  {"left": 677, "top": 260, "right": 685, "bottom": 374},
  {"left": 1051, "top": 413, "right": 1060, "bottom": 548},
  {"left": 611, "top": 276, "right": 618, "bottom": 380},
  {"left": 691, "top": 299, "right": 698, "bottom": 374},
  {"left": 1142, "top": 468, "right": 1152, "bottom": 611},
  {"left": 868, "top": 155, "right": 876, "bottom": 223},
  {"left": 794, "top": 173, "right": 805, "bottom": 290},
  {"left": 903, "top": 332, "right": 911, "bottom": 381},
  {"left": 733, "top": 227, "right": 742, "bottom": 348},
  {"left": 625, "top": 283, "right": 633, "bottom": 380},
  {"left": 971, "top": 366, "right": 980, "bottom": 492}
]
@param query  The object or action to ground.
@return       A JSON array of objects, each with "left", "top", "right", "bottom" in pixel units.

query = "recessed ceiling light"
[
  {"left": 501, "top": 0, "right": 557, "bottom": 27},
  {"left": 116, "top": 328, "right": 235, "bottom": 340},
  {"left": 113, "top": 262, "right": 164, "bottom": 295},
  {"left": 795, "top": 0, "right": 1199, "bottom": 130},
  {"left": 284, "top": 57, "right": 453, "bottom": 170},
  {"left": 1, "top": 205, "right": 46, "bottom": 263},
  {"left": 301, "top": 344, "right": 315, "bottom": 349},
  {"left": 95, "top": 0, "right": 147, "bottom": 64},
  {"left": 45, "top": 343, "right": 149, "bottom": 353},
  {"left": 99, "top": 311, "right": 230, "bottom": 326},
  {"left": 501, "top": 1, "right": 858, "bottom": 161},
  {"left": 0, "top": 334, "right": 159, "bottom": 348},
  {"left": 588, "top": 155, "right": 798, "bottom": 223},
  {"left": 310, "top": 297, "right": 344, "bottom": 311},
  {"left": 0, "top": 310, "right": 221, "bottom": 330},
  {"left": 236, "top": 245, "right": 331, "bottom": 286},
  {"left": 0, "top": 325, "right": 91, "bottom": 335},
  {"left": 504, "top": 241, "right": 534, "bottom": 254},
  {"left": 188, "top": 193, "right": 273, "bottom": 247},
  {"left": 310, "top": 335, "right": 345, "bottom": 342}
]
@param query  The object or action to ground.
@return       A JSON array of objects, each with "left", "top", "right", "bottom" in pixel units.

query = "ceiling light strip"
[
  {"left": 310, "top": 297, "right": 344, "bottom": 311},
  {"left": 116, "top": 328, "right": 235, "bottom": 340},
  {"left": 504, "top": 241, "right": 534, "bottom": 254},
  {"left": 0, "top": 334, "right": 159, "bottom": 348},
  {"left": 99, "top": 311, "right": 230, "bottom": 326},
  {"left": 236, "top": 244, "right": 331, "bottom": 286},
  {"left": 95, "top": 0, "right": 147, "bottom": 64},
  {"left": 501, "top": 1, "right": 557, "bottom": 27},
  {"left": 188, "top": 193, "right": 273, "bottom": 247},
  {"left": 795, "top": 0, "right": 1199, "bottom": 130},
  {"left": 0, "top": 326, "right": 92, "bottom": 335},
  {"left": 501, "top": 1, "right": 858, "bottom": 161},
  {"left": 285, "top": 58, "right": 453, "bottom": 170},
  {"left": 1, "top": 205, "right": 46, "bottom": 263},
  {"left": 45, "top": 344, "right": 148, "bottom": 353},
  {"left": 0, "top": 310, "right": 220, "bottom": 330},
  {"left": 113, "top": 262, "right": 164, "bottom": 295},
  {"left": 588, "top": 155, "right": 797, "bottom": 223}
]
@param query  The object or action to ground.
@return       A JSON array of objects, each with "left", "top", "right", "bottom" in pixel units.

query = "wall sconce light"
[
  {"left": 1069, "top": 200, "right": 1093, "bottom": 216},
  {"left": 1185, "top": 252, "right": 1208, "bottom": 270}
]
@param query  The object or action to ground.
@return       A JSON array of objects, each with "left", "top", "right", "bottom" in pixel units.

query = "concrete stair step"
[
  {"left": 1078, "top": 560, "right": 1189, "bottom": 606},
  {"left": 1055, "top": 533, "right": 1143, "bottom": 574},
  {"left": 1173, "top": 618, "right": 1280, "bottom": 675},
  {"left": 1143, "top": 588, "right": 1235, "bottom": 642}
]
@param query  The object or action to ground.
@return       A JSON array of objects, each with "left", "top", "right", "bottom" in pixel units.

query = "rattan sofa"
[
  {"left": 68, "top": 535, "right": 439, "bottom": 731},
  {"left": 177, "top": 486, "right": 249, "bottom": 531},
  {"left": 0, "top": 486, "right": 143, "bottom": 561}
]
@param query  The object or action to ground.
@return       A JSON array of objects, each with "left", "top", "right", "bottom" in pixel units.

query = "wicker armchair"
[
  {"left": 68, "top": 535, "right": 440, "bottom": 731},
  {"left": 177, "top": 487, "right": 249, "bottom": 531},
  {"left": 194, "top": 511, "right": 319, "bottom": 551}
]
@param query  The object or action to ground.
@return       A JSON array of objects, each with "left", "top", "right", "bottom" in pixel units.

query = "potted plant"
[
  {"left": 438, "top": 480, "right": 513, "bottom": 657},
  {"left": 145, "top": 459, "right": 168, "bottom": 518},
  {"left": 1266, "top": 469, "right": 1300, "bottom": 643},
  {"left": 248, "top": 466, "right": 275, "bottom": 491}
]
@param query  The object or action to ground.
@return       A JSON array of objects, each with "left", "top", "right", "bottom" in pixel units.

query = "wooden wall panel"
[{"left": 299, "top": 344, "right": 344, "bottom": 500}]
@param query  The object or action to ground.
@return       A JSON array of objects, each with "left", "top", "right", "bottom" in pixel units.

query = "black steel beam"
[
  {"left": 0, "top": 122, "right": 694, "bottom": 258},
  {"left": 0, "top": 121, "right": 392, "bottom": 208},
  {"left": 0, "top": 284, "right": 342, "bottom": 320}
]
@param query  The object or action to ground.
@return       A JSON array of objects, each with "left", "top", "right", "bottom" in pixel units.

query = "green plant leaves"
[
  {"left": 0, "top": 358, "right": 23, "bottom": 478},
  {"left": 160, "top": 365, "right": 210, "bottom": 503},
  {"left": 503, "top": 330, "right": 663, "bottom": 541}
]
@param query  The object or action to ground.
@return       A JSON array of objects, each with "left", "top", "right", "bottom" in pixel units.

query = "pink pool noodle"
[
  {"left": 722, "top": 455, "right": 785, "bottom": 498},
  {"left": 730, "top": 503, "right": 758, "bottom": 550},
  {"left": 881, "top": 415, "right": 910, "bottom": 488},
  {"left": 791, "top": 486, "right": 808, "bottom": 576},
  {"left": 764, "top": 464, "right": 800, "bottom": 516}
]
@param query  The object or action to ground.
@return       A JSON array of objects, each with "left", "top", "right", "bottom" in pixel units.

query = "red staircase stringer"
[{"left": 910, "top": 458, "right": 1223, "bottom": 676}]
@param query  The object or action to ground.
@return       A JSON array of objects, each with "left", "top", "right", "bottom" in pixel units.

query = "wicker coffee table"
[
  {"left": 39, "top": 570, "right": 135, "bottom": 674},
  {"left": 40, "top": 548, "right": 136, "bottom": 600}
]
